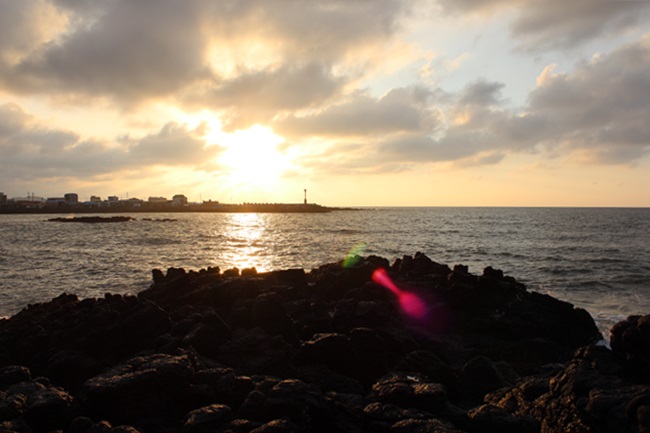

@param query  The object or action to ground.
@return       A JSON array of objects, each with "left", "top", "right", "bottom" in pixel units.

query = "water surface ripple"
[{"left": 1, "top": 207, "right": 648, "bottom": 337}]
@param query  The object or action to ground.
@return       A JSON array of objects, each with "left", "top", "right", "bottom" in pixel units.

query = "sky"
[{"left": 1, "top": 0, "right": 649, "bottom": 207}]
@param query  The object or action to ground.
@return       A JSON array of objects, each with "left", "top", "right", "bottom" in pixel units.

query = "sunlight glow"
[
  {"left": 168, "top": 110, "right": 296, "bottom": 196},
  {"left": 216, "top": 125, "right": 292, "bottom": 188}
]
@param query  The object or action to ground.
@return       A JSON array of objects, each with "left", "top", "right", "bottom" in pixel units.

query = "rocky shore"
[{"left": 0, "top": 253, "right": 648, "bottom": 433}]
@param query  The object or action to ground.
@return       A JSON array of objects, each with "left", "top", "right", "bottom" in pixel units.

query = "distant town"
[{"left": 0, "top": 191, "right": 343, "bottom": 213}]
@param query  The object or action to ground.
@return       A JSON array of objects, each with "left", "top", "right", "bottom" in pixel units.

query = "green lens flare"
[{"left": 343, "top": 242, "right": 366, "bottom": 268}]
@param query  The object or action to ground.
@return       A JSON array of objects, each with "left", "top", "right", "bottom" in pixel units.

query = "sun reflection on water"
[{"left": 219, "top": 213, "right": 271, "bottom": 272}]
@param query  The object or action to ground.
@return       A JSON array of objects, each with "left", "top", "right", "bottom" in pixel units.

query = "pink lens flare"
[{"left": 372, "top": 268, "right": 428, "bottom": 320}]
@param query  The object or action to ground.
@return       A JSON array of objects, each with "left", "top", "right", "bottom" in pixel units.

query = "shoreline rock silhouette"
[{"left": 0, "top": 253, "right": 647, "bottom": 433}]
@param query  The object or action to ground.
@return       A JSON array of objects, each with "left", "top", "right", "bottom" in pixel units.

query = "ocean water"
[{"left": 1, "top": 207, "right": 649, "bottom": 338}]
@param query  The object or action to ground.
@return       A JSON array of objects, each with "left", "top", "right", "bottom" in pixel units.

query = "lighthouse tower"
[{"left": 304, "top": 189, "right": 307, "bottom": 205}]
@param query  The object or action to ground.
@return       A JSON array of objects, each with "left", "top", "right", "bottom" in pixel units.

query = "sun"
[{"left": 216, "top": 125, "right": 291, "bottom": 188}]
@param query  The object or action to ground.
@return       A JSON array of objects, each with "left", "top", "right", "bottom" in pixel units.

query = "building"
[
  {"left": 90, "top": 196, "right": 102, "bottom": 203},
  {"left": 148, "top": 196, "right": 168, "bottom": 204},
  {"left": 0, "top": 192, "right": 6, "bottom": 205},
  {"left": 64, "top": 193, "right": 79, "bottom": 204},
  {"left": 121, "top": 198, "right": 144, "bottom": 207},
  {"left": 172, "top": 194, "right": 188, "bottom": 206},
  {"left": 45, "top": 197, "right": 66, "bottom": 207}
]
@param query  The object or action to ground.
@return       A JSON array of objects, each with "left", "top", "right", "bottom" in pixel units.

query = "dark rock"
[
  {"left": 0, "top": 295, "right": 172, "bottom": 391},
  {"left": 24, "top": 386, "right": 75, "bottom": 432},
  {"left": 183, "top": 404, "right": 233, "bottom": 432},
  {"left": 494, "top": 344, "right": 650, "bottom": 433},
  {"left": 396, "top": 351, "right": 459, "bottom": 397},
  {"left": 0, "top": 253, "right": 646, "bottom": 433},
  {"left": 309, "top": 260, "right": 377, "bottom": 300},
  {"left": 0, "top": 367, "right": 30, "bottom": 388},
  {"left": 453, "top": 265, "right": 469, "bottom": 274},
  {"left": 181, "top": 311, "right": 231, "bottom": 358},
  {"left": 258, "top": 269, "right": 307, "bottom": 287},
  {"left": 48, "top": 216, "right": 134, "bottom": 223},
  {"left": 250, "top": 293, "right": 298, "bottom": 343},
  {"left": 370, "top": 373, "right": 449, "bottom": 415},
  {"left": 610, "top": 314, "right": 650, "bottom": 364},
  {"left": 391, "top": 417, "right": 466, "bottom": 433},
  {"left": 296, "top": 365, "right": 365, "bottom": 395},
  {"left": 261, "top": 379, "right": 326, "bottom": 428},
  {"left": 111, "top": 426, "right": 142, "bottom": 433},
  {"left": 0, "top": 393, "right": 27, "bottom": 421},
  {"left": 194, "top": 368, "right": 255, "bottom": 410},
  {"left": 241, "top": 267, "right": 258, "bottom": 277},
  {"left": 44, "top": 349, "right": 100, "bottom": 391},
  {"left": 217, "top": 328, "right": 294, "bottom": 376},
  {"left": 397, "top": 252, "right": 452, "bottom": 277},
  {"left": 249, "top": 418, "right": 301, "bottom": 433},
  {"left": 0, "top": 419, "right": 34, "bottom": 433},
  {"left": 295, "top": 333, "right": 352, "bottom": 372},
  {"left": 467, "top": 404, "right": 539, "bottom": 433},
  {"left": 218, "top": 418, "right": 262, "bottom": 433},
  {"left": 80, "top": 354, "right": 195, "bottom": 429},
  {"left": 482, "top": 266, "right": 504, "bottom": 279},
  {"left": 223, "top": 268, "right": 240, "bottom": 278},
  {"left": 363, "top": 402, "right": 439, "bottom": 433},
  {"left": 151, "top": 269, "right": 165, "bottom": 284},
  {"left": 460, "top": 356, "right": 509, "bottom": 402},
  {"left": 68, "top": 416, "right": 95, "bottom": 433}
]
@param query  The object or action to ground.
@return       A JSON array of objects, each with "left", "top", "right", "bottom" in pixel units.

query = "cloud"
[
  {"left": 0, "top": 0, "right": 410, "bottom": 109},
  {"left": 0, "top": 103, "right": 32, "bottom": 138},
  {"left": 0, "top": 0, "right": 69, "bottom": 85},
  {"left": 524, "top": 36, "right": 650, "bottom": 159},
  {"left": 511, "top": 1, "right": 650, "bottom": 52},
  {"left": 276, "top": 86, "right": 440, "bottom": 138},
  {"left": 126, "top": 122, "right": 214, "bottom": 165},
  {"left": 203, "top": 0, "right": 408, "bottom": 63},
  {"left": 0, "top": 103, "right": 221, "bottom": 182},
  {"left": 288, "top": 34, "right": 650, "bottom": 173},
  {"left": 7, "top": 0, "right": 209, "bottom": 103},
  {"left": 436, "top": 0, "right": 524, "bottom": 15},
  {"left": 435, "top": 0, "right": 650, "bottom": 52},
  {"left": 1, "top": 0, "right": 648, "bottom": 192},
  {"left": 189, "top": 63, "right": 345, "bottom": 130},
  {"left": 459, "top": 79, "right": 505, "bottom": 106}
]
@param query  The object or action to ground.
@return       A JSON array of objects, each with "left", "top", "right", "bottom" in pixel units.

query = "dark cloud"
[
  {"left": 9, "top": 0, "right": 208, "bottom": 103},
  {"left": 127, "top": 122, "right": 212, "bottom": 165},
  {"left": 459, "top": 80, "right": 505, "bottom": 106},
  {"left": 0, "top": 1, "right": 44, "bottom": 54},
  {"left": 276, "top": 86, "right": 439, "bottom": 138},
  {"left": 436, "top": 0, "right": 522, "bottom": 15},
  {"left": 436, "top": 0, "right": 650, "bottom": 51},
  {"left": 511, "top": 1, "right": 650, "bottom": 52},
  {"left": 193, "top": 63, "right": 345, "bottom": 130}
]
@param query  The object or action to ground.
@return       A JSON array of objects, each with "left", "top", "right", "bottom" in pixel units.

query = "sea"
[{"left": 1, "top": 207, "right": 649, "bottom": 339}]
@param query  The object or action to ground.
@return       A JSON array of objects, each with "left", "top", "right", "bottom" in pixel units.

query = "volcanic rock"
[{"left": 0, "top": 252, "right": 638, "bottom": 433}]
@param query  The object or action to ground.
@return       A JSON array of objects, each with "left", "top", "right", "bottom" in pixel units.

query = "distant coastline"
[{"left": 0, "top": 202, "right": 356, "bottom": 214}]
